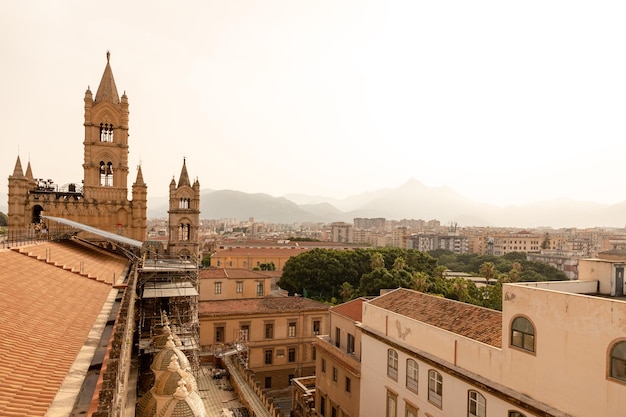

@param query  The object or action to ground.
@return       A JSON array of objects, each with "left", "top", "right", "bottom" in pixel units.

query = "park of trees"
[{"left": 277, "top": 248, "right": 568, "bottom": 311}]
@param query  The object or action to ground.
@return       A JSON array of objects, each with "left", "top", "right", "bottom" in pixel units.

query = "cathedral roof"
[
  {"left": 12, "top": 155, "right": 24, "bottom": 177},
  {"left": 95, "top": 51, "right": 120, "bottom": 104},
  {"left": 178, "top": 159, "right": 191, "bottom": 188},
  {"left": 151, "top": 336, "right": 191, "bottom": 376}
]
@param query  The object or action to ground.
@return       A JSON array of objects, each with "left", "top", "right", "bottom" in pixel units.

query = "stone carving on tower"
[
  {"left": 6, "top": 52, "right": 147, "bottom": 241},
  {"left": 167, "top": 159, "right": 201, "bottom": 260}
]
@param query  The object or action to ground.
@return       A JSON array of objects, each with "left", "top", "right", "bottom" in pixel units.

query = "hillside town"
[{"left": 1, "top": 54, "right": 626, "bottom": 417}]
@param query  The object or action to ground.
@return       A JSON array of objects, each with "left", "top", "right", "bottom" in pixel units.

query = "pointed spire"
[
  {"left": 135, "top": 165, "right": 145, "bottom": 185},
  {"left": 95, "top": 51, "right": 120, "bottom": 104},
  {"left": 177, "top": 158, "right": 190, "bottom": 188},
  {"left": 12, "top": 156, "right": 24, "bottom": 177},
  {"left": 25, "top": 161, "right": 33, "bottom": 180}
]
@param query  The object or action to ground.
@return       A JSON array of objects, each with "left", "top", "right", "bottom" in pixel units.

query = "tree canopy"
[{"left": 277, "top": 247, "right": 568, "bottom": 311}]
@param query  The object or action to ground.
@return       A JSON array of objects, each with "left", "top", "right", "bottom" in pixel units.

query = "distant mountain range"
[{"left": 2, "top": 179, "right": 625, "bottom": 228}]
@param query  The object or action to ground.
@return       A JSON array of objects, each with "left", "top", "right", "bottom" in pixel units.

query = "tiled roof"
[
  {"left": 0, "top": 243, "right": 125, "bottom": 416},
  {"left": 368, "top": 288, "right": 502, "bottom": 347},
  {"left": 199, "top": 268, "right": 271, "bottom": 280},
  {"left": 331, "top": 298, "right": 367, "bottom": 322},
  {"left": 199, "top": 297, "right": 329, "bottom": 317},
  {"left": 213, "top": 247, "right": 310, "bottom": 257}
]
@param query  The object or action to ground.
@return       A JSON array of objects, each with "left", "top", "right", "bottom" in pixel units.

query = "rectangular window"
[
  {"left": 288, "top": 321, "right": 297, "bottom": 337},
  {"left": 236, "top": 281, "right": 243, "bottom": 293},
  {"left": 335, "top": 327, "right": 341, "bottom": 348},
  {"left": 320, "top": 395, "right": 326, "bottom": 417},
  {"left": 264, "top": 349, "right": 273, "bottom": 365},
  {"left": 406, "top": 359, "right": 418, "bottom": 393},
  {"left": 256, "top": 281, "right": 264, "bottom": 296},
  {"left": 405, "top": 403, "right": 418, "bottom": 417},
  {"left": 288, "top": 347, "right": 296, "bottom": 363},
  {"left": 321, "top": 358, "right": 326, "bottom": 373},
  {"left": 332, "top": 366, "right": 338, "bottom": 382},
  {"left": 215, "top": 326, "right": 225, "bottom": 343},
  {"left": 345, "top": 376, "right": 351, "bottom": 393},
  {"left": 239, "top": 324, "right": 249, "bottom": 342},
  {"left": 347, "top": 333, "right": 355, "bottom": 355},
  {"left": 264, "top": 376, "right": 272, "bottom": 389},
  {"left": 265, "top": 322, "right": 274, "bottom": 339},
  {"left": 331, "top": 406, "right": 337, "bottom": 417},
  {"left": 387, "top": 350, "right": 398, "bottom": 380},
  {"left": 386, "top": 390, "right": 397, "bottom": 417},
  {"left": 214, "top": 281, "right": 222, "bottom": 294},
  {"left": 312, "top": 346, "right": 316, "bottom": 361},
  {"left": 313, "top": 320, "right": 321, "bottom": 335}
]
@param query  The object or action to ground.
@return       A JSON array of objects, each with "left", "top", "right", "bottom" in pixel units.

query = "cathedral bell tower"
[
  {"left": 82, "top": 51, "right": 130, "bottom": 202},
  {"left": 167, "top": 159, "right": 201, "bottom": 261}
]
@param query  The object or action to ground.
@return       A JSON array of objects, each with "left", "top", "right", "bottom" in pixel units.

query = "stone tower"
[
  {"left": 7, "top": 52, "right": 147, "bottom": 241},
  {"left": 167, "top": 159, "right": 200, "bottom": 260}
]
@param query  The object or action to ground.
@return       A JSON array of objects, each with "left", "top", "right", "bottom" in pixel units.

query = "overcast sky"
[{"left": 2, "top": 1, "right": 626, "bottom": 207}]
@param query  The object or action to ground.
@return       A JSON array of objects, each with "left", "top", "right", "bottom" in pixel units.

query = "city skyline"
[{"left": 2, "top": 1, "right": 626, "bottom": 207}]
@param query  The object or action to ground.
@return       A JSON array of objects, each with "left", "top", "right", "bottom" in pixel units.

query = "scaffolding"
[{"left": 136, "top": 256, "right": 201, "bottom": 383}]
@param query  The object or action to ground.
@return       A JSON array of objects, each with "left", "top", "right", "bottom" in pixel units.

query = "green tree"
[
  {"left": 0, "top": 212, "right": 7, "bottom": 227},
  {"left": 339, "top": 281, "right": 355, "bottom": 302},
  {"left": 479, "top": 262, "right": 497, "bottom": 284},
  {"left": 541, "top": 233, "right": 551, "bottom": 249}
]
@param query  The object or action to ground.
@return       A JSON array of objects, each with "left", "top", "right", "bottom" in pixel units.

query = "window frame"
[
  {"left": 264, "top": 349, "right": 273, "bottom": 365},
  {"left": 236, "top": 281, "right": 243, "bottom": 293},
  {"left": 510, "top": 315, "right": 536, "bottom": 353},
  {"left": 406, "top": 359, "right": 419, "bottom": 393},
  {"left": 214, "top": 281, "right": 222, "bottom": 294},
  {"left": 386, "top": 390, "right": 398, "bottom": 417},
  {"left": 345, "top": 376, "right": 351, "bottom": 393},
  {"left": 264, "top": 322, "right": 274, "bottom": 340},
  {"left": 428, "top": 370, "right": 443, "bottom": 408},
  {"left": 609, "top": 339, "right": 626, "bottom": 383},
  {"left": 508, "top": 412, "right": 526, "bottom": 417},
  {"left": 467, "top": 390, "right": 486, "bottom": 417},
  {"left": 288, "top": 321, "right": 297, "bottom": 338},
  {"left": 387, "top": 349, "right": 399, "bottom": 380},
  {"left": 288, "top": 347, "right": 296, "bottom": 363}
]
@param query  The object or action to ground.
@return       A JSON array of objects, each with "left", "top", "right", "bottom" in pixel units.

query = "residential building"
[
  {"left": 198, "top": 296, "right": 329, "bottom": 390},
  {"left": 211, "top": 246, "right": 309, "bottom": 271},
  {"left": 331, "top": 222, "right": 354, "bottom": 244},
  {"left": 198, "top": 267, "right": 273, "bottom": 300},
  {"left": 315, "top": 298, "right": 365, "bottom": 417},
  {"left": 492, "top": 230, "right": 541, "bottom": 255},
  {"left": 357, "top": 281, "right": 626, "bottom": 417}
]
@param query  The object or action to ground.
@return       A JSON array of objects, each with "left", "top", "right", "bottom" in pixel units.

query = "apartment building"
[
  {"left": 315, "top": 298, "right": 365, "bottom": 417},
  {"left": 356, "top": 281, "right": 626, "bottom": 417},
  {"left": 491, "top": 230, "right": 542, "bottom": 255},
  {"left": 198, "top": 267, "right": 274, "bottom": 300},
  {"left": 331, "top": 222, "right": 354, "bottom": 244},
  {"left": 198, "top": 296, "right": 329, "bottom": 390}
]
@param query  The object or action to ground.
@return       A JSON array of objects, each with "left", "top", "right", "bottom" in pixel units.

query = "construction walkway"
[{"left": 196, "top": 355, "right": 272, "bottom": 417}]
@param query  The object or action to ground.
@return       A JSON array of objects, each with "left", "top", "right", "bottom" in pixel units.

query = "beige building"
[
  {"left": 198, "top": 267, "right": 273, "bottom": 300},
  {"left": 7, "top": 52, "right": 147, "bottom": 242},
  {"left": 356, "top": 281, "right": 626, "bottom": 417},
  {"left": 331, "top": 222, "right": 354, "bottom": 244},
  {"left": 315, "top": 298, "right": 365, "bottom": 417},
  {"left": 198, "top": 296, "right": 329, "bottom": 390},
  {"left": 212, "top": 246, "right": 309, "bottom": 271}
]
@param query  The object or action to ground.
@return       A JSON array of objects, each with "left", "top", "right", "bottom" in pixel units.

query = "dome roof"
[
  {"left": 136, "top": 388, "right": 157, "bottom": 417},
  {"left": 153, "top": 356, "right": 198, "bottom": 396},
  {"left": 157, "top": 381, "right": 206, "bottom": 417},
  {"left": 153, "top": 324, "right": 183, "bottom": 349},
  {"left": 151, "top": 336, "right": 190, "bottom": 377}
]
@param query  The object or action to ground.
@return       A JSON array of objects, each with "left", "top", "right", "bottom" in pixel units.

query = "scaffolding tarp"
[
  {"left": 142, "top": 282, "right": 198, "bottom": 298},
  {"left": 42, "top": 216, "right": 143, "bottom": 248}
]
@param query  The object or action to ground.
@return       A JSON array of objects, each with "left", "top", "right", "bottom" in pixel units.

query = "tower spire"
[
  {"left": 95, "top": 51, "right": 120, "bottom": 104},
  {"left": 177, "top": 158, "right": 190, "bottom": 188}
]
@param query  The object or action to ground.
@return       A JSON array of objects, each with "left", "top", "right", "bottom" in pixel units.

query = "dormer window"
[
  {"left": 100, "top": 123, "right": 114, "bottom": 142},
  {"left": 99, "top": 161, "right": 114, "bottom": 186}
]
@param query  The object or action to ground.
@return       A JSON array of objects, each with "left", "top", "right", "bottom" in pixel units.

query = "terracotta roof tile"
[
  {"left": 331, "top": 298, "right": 367, "bottom": 322},
  {"left": 368, "top": 288, "right": 502, "bottom": 347},
  {"left": 199, "top": 296, "right": 329, "bottom": 317},
  {"left": 0, "top": 242, "right": 124, "bottom": 416},
  {"left": 199, "top": 267, "right": 272, "bottom": 280}
]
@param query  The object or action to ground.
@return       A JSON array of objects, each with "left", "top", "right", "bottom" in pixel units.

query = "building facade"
[
  {"left": 198, "top": 297, "right": 329, "bottom": 390},
  {"left": 7, "top": 52, "right": 147, "bottom": 241},
  {"left": 356, "top": 283, "right": 626, "bottom": 417}
]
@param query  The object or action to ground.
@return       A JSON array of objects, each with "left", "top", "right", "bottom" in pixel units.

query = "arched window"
[
  {"left": 406, "top": 359, "right": 418, "bottom": 393},
  {"left": 609, "top": 340, "right": 626, "bottom": 382},
  {"left": 99, "top": 161, "right": 114, "bottom": 186},
  {"left": 428, "top": 370, "right": 442, "bottom": 407},
  {"left": 99, "top": 123, "right": 114, "bottom": 142},
  {"left": 468, "top": 390, "right": 486, "bottom": 417},
  {"left": 511, "top": 316, "right": 535, "bottom": 352},
  {"left": 387, "top": 349, "right": 398, "bottom": 380}
]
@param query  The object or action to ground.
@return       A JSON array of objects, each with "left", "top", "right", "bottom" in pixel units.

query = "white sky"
[{"left": 2, "top": 1, "right": 626, "bottom": 207}]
